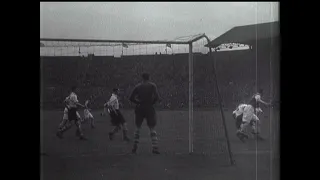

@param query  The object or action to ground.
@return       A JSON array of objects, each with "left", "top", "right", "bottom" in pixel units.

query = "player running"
[
  {"left": 58, "top": 92, "right": 83, "bottom": 135},
  {"left": 56, "top": 86, "right": 86, "bottom": 140},
  {"left": 107, "top": 88, "right": 130, "bottom": 142},
  {"left": 101, "top": 102, "right": 108, "bottom": 116}
]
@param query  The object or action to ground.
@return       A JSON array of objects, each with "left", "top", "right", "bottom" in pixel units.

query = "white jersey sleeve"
[
  {"left": 233, "top": 104, "right": 247, "bottom": 116},
  {"left": 64, "top": 96, "right": 69, "bottom": 103},
  {"left": 85, "top": 100, "right": 89, "bottom": 108}
]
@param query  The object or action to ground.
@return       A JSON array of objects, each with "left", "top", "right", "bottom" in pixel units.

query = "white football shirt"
[
  {"left": 66, "top": 92, "right": 78, "bottom": 108},
  {"left": 107, "top": 93, "right": 119, "bottom": 110},
  {"left": 233, "top": 104, "right": 247, "bottom": 116}
]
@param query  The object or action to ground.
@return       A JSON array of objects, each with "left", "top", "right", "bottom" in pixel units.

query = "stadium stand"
[{"left": 40, "top": 45, "right": 279, "bottom": 110}]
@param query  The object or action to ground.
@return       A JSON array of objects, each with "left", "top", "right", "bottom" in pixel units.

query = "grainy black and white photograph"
[{"left": 40, "top": 2, "right": 280, "bottom": 180}]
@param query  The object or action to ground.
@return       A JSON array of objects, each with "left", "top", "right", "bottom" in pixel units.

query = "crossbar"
[
  {"left": 40, "top": 33, "right": 206, "bottom": 45},
  {"left": 40, "top": 38, "right": 188, "bottom": 45}
]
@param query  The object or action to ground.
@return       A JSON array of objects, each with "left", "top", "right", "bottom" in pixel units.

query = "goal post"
[
  {"left": 40, "top": 34, "right": 235, "bottom": 165},
  {"left": 188, "top": 42, "right": 194, "bottom": 154}
]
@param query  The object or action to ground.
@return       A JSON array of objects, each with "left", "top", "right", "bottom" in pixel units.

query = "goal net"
[{"left": 40, "top": 34, "right": 234, "bottom": 165}]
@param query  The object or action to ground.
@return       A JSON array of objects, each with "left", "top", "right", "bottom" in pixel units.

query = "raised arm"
[
  {"left": 64, "top": 97, "right": 69, "bottom": 105},
  {"left": 255, "top": 95, "right": 270, "bottom": 106},
  {"left": 72, "top": 95, "right": 84, "bottom": 108},
  {"left": 76, "top": 102, "right": 84, "bottom": 108}
]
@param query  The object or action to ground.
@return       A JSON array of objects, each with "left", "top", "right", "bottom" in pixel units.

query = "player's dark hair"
[
  {"left": 142, "top": 73, "right": 150, "bottom": 81},
  {"left": 113, "top": 88, "right": 119, "bottom": 93},
  {"left": 71, "top": 86, "right": 77, "bottom": 92},
  {"left": 258, "top": 88, "right": 263, "bottom": 94}
]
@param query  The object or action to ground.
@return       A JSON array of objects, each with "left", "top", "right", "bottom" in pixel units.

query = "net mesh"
[{"left": 40, "top": 36, "right": 233, "bottom": 164}]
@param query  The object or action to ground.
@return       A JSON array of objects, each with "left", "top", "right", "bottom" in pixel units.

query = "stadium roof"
[{"left": 205, "top": 21, "right": 279, "bottom": 48}]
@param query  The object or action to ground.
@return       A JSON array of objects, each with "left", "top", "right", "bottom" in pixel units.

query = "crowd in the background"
[{"left": 40, "top": 50, "right": 279, "bottom": 110}]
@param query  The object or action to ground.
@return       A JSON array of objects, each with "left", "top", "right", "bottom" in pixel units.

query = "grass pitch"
[{"left": 40, "top": 108, "right": 279, "bottom": 180}]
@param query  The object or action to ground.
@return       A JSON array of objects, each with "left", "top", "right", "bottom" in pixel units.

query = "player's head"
[
  {"left": 258, "top": 88, "right": 264, "bottom": 95},
  {"left": 113, "top": 88, "right": 119, "bottom": 94},
  {"left": 142, "top": 73, "right": 150, "bottom": 81},
  {"left": 71, "top": 86, "right": 77, "bottom": 92}
]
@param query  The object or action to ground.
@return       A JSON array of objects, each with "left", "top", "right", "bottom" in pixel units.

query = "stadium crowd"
[{"left": 41, "top": 49, "right": 279, "bottom": 110}]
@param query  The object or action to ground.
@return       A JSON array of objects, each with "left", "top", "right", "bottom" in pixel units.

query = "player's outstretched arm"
[
  {"left": 77, "top": 102, "right": 85, "bottom": 108},
  {"left": 259, "top": 99, "right": 271, "bottom": 106},
  {"left": 256, "top": 95, "right": 271, "bottom": 106},
  {"left": 64, "top": 97, "right": 69, "bottom": 105}
]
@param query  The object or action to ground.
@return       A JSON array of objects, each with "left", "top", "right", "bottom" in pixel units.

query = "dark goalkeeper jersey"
[{"left": 129, "top": 81, "right": 160, "bottom": 106}]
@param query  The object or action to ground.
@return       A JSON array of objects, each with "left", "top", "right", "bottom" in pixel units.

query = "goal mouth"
[{"left": 40, "top": 34, "right": 236, "bottom": 165}]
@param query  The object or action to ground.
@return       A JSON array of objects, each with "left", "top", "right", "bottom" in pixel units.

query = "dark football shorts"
[
  {"left": 109, "top": 109, "right": 126, "bottom": 126},
  {"left": 134, "top": 105, "right": 156, "bottom": 128},
  {"left": 68, "top": 107, "right": 79, "bottom": 121}
]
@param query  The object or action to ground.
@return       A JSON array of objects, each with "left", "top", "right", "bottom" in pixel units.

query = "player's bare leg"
[
  {"left": 237, "top": 122, "right": 250, "bottom": 143},
  {"left": 76, "top": 112, "right": 85, "bottom": 137},
  {"left": 90, "top": 117, "right": 95, "bottom": 129},
  {"left": 58, "top": 118, "right": 68, "bottom": 130},
  {"left": 108, "top": 126, "right": 120, "bottom": 141},
  {"left": 75, "top": 120, "right": 86, "bottom": 140},
  {"left": 121, "top": 123, "right": 130, "bottom": 142},
  {"left": 76, "top": 111, "right": 83, "bottom": 122},
  {"left": 56, "top": 120, "right": 72, "bottom": 139},
  {"left": 101, "top": 106, "right": 107, "bottom": 116},
  {"left": 58, "top": 108, "right": 69, "bottom": 130},
  {"left": 251, "top": 120, "right": 264, "bottom": 141}
]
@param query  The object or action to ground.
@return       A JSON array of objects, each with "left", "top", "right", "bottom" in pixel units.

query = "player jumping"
[
  {"left": 232, "top": 103, "right": 263, "bottom": 142},
  {"left": 232, "top": 103, "right": 248, "bottom": 131},
  {"left": 107, "top": 88, "right": 130, "bottom": 142},
  {"left": 237, "top": 89, "right": 271, "bottom": 142},
  {"left": 56, "top": 86, "right": 86, "bottom": 140}
]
